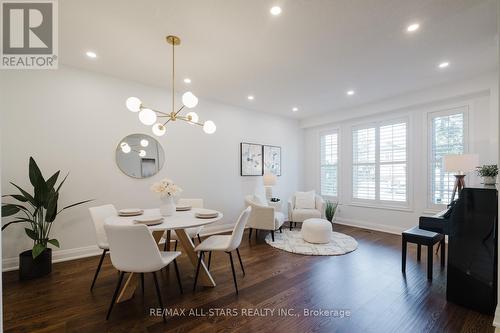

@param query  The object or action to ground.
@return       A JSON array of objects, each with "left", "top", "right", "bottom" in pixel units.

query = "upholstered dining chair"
[
  {"left": 160, "top": 198, "right": 204, "bottom": 251},
  {"left": 288, "top": 191, "right": 324, "bottom": 229},
  {"left": 104, "top": 223, "right": 182, "bottom": 321},
  {"left": 244, "top": 195, "right": 285, "bottom": 242},
  {"left": 193, "top": 207, "right": 251, "bottom": 294},
  {"left": 89, "top": 204, "right": 117, "bottom": 291}
]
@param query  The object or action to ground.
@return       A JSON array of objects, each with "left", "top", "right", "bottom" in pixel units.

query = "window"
[
  {"left": 352, "top": 120, "right": 408, "bottom": 205},
  {"left": 320, "top": 131, "right": 338, "bottom": 197},
  {"left": 429, "top": 111, "right": 465, "bottom": 206}
]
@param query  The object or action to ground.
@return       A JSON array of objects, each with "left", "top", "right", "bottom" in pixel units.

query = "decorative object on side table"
[
  {"left": 1, "top": 157, "right": 93, "bottom": 280},
  {"left": 240, "top": 142, "right": 263, "bottom": 176},
  {"left": 151, "top": 178, "right": 182, "bottom": 216},
  {"left": 476, "top": 164, "right": 498, "bottom": 185},
  {"left": 263, "top": 145, "right": 281, "bottom": 176},
  {"left": 443, "top": 153, "right": 479, "bottom": 201},
  {"left": 325, "top": 200, "right": 338, "bottom": 227},
  {"left": 263, "top": 173, "right": 277, "bottom": 200}
]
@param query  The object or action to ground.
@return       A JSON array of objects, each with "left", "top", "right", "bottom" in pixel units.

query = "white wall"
[
  {"left": 303, "top": 73, "right": 498, "bottom": 234},
  {"left": 0, "top": 66, "right": 304, "bottom": 270}
]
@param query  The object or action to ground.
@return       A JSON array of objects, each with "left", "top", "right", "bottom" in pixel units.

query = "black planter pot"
[{"left": 19, "top": 248, "right": 52, "bottom": 280}]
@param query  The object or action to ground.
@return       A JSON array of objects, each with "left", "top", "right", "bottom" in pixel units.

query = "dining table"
[{"left": 105, "top": 208, "right": 223, "bottom": 303}]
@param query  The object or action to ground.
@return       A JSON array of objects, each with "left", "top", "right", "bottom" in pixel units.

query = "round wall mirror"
[{"left": 115, "top": 134, "right": 165, "bottom": 179}]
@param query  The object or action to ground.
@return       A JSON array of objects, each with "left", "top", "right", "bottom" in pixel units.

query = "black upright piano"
[{"left": 419, "top": 185, "right": 498, "bottom": 315}]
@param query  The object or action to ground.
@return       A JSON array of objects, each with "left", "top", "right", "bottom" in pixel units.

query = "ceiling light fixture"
[
  {"left": 438, "top": 61, "right": 450, "bottom": 69},
  {"left": 247, "top": 95, "right": 255, "bottom": 100},
  {"left": 347, "top": 90, "right": 355, "bottom": 96},
  {"left": 184, "top": 78, "right": 191, "bottom": 84},
  {"left": 126, "top": 35, "right": 216, "bottom": 135},
  {"left": 292, "top": 107, "right": 298, "bottom": 112},
  {"left": 86, "top": 51, "right": 97, "bottom": 58},
  {"left": 270, "top": 6, "right": 282, "bottom": 16},
  {"left": 406, "top": 23, "right": 420, "bottom": 32}
]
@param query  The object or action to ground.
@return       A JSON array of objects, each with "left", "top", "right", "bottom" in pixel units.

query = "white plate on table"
[
  {"left": 176, "top": 205, "right": 192, "bottom": 211},
  {"left": 133, "top": 216, "right": 164, "bottom": 226},
  {"left": 118, "top": 208, "right": 143, "bottom": 217},
  {"left": 195, "top": 209, "right": 219, "bottom": 219}
]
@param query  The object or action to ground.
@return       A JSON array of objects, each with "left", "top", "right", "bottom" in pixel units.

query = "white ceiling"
[{"left": 60, "top": 0, "right": 498, "bottom": 119}]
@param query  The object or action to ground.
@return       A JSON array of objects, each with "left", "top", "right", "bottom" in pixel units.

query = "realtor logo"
[{"left": 1, "top": 0, "right": 58, "bottom": 69}]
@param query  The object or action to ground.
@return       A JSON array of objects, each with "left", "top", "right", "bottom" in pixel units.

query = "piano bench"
[{"left": 402, "top": 226, "right": 445, "bottom": 280}]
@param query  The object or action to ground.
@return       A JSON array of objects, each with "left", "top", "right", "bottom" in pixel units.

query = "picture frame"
[
  {"left": 263, "top": 145, "right": 281, "bottom": 176},
  {"left": 240, "top": 142, "right": 263, "bottom": 176}
]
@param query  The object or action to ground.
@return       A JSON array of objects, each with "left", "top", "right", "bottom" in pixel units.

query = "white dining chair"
[
  {"left": 160, "top": 198, "right": 204, "bottom": 251},
  {"left": 193, "top": 207, "right": 251, "bottom": 294},
  {"left": 89, "top": 204, "right": 117, "bottom": 291},
  {"left": 104, "top": 223, "right": 182, "bottom": 321}
]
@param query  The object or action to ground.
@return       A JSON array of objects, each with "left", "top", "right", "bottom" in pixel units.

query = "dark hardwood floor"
[{"left": 2, "top": 224, "right": 495, "bottom": 333}]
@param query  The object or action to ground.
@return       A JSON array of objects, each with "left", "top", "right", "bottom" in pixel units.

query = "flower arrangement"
[{"left": 150, "top": 178, "right": 183, "bottom": 198}]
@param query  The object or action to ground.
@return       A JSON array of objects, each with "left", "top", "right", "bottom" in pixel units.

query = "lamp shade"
[
  {"left": 443, "top": 154, "right": 479, "bottom": 174},
  {"left": 263, "top": 173, "right": 277, "bottom": 186}
]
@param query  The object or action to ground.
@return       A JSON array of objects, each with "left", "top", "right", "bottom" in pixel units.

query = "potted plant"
[
  {"left": 325, "top": 200, "right": 338, "bottom": 227},
  {"left": 1, "top": 157, "right": 92, "bottom": 280},
  {"left": 476, "top": 164, "right": 498, "bottom": 185}
]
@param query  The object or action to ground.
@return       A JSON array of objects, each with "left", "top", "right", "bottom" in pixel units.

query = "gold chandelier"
[{"left": 125, "top": 35, "right": 216, "bottom": 135}]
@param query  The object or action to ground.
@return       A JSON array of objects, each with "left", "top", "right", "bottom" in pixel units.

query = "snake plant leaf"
[
  {"left": 45, "top": 171, "right": 60, "bottom": 191},
  {"left": 10, "top": 182, "right": 36, "bottom": 206},
  {"left": 55, "top": 172, "right": 69, "bottom": 193},
  {"left": 29, "top": 157, "right": 48, "bottom": 206},
  {"left": 47, "top": 239, "right": 60, "bottom": 248},
  {"left": 1, "top": 218, "right": 32, "bottom": 231},
  {"left": 2, "top": 194, "right": 29, "bottom": 202},
  {"left": 57, "top": 199, "right": 93, "bottom": 215},
  {"left": 32, "top": 243, "right": 46, "bottom": 259},
  {"left": 2, "top": 204, "right": 20, "bottom": 217},
  {"left": 45, "top": 192, "right": 59, "bottom": 222},
  {"left": 24, "top": 228, "right": 37, "bottom": 241}
]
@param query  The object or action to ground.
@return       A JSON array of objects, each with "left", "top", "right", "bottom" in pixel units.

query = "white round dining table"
[{"left": 104, "top": 208, "right": 223, "bottom": 303}]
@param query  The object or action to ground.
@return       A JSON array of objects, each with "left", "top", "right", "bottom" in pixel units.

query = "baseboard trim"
[
  {"left": 334, "top": 217, "right": 405, "bottom": 235},
  {"left": 2, "top": 245, "right": 102, "bottom": 272}
]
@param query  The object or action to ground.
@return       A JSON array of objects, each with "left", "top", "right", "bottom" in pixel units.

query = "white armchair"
[
  {"left": 288, "top": 192, "right": 324, "bottom": 229},
  {"left": 244, "top": 195, "right": 285, "bottom": 242}
]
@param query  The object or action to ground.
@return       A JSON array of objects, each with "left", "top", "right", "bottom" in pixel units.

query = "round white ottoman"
[{"left": 301, "top": 218, "right": 332, "bottom": 244}]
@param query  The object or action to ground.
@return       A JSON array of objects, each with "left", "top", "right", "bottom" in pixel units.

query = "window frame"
[
  {"left": 426, "top": 106, "right": 469, "bottom": 210},
  {"left": 319, "top": 128, "right": 340, "bottom": 200},
  {"left": 351, "top": 117, "right": 410, "bottom": 209}
]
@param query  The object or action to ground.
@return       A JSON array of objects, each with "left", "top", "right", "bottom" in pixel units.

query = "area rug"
[{"left": 265, "top": 229, "right": 358, "bottom": 256}]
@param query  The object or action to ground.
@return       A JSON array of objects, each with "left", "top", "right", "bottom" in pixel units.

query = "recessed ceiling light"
[
  {"left": 270, "top": 6, "right": 282, "bottom": 16},
  {"left": 438, "top": 61, "right": 450, "bottom": 69},
  {"left": 247, "top": 95, "right": 255, "bottom": 100},
  {"left": 292, "top": 107, "right": 298, "bottom": 112},
  {"left": 406, "top": 23, "right": 420, "bottom": 32},
  {"left": 347, "top": 90, "right": 355, "bottom": 96},
  {"left": 86, "top": 51, "right": 97, "bottom": 58},
  {"left": 184, "top": 78, "right": 191, "bottom": 84}
]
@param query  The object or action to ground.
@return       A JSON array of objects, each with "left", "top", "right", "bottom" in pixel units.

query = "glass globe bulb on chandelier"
[{"left": 125, "top": 35, "right": 216, "bottom": 136}]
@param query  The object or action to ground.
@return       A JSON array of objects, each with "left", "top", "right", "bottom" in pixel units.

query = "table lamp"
[
  {"left": 263, "top": 173, "right": 277, "bottom": 201},
  {"left": 443, "top": 153, "right": 479, "bottom": 201}
]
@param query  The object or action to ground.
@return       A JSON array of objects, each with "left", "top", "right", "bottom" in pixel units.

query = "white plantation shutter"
[
  {"left": 430, "top": 112, "right": 464, "bottom": 205},
  {"left": 353, "top": 127, "right": 376, "bottom": 200},
  {"left": 379, "top": 122, "right": 407, "bottom": 202},
  {"left": 320, "top": 132, "right": 338, "bottom": 197},
  {"left": 352, "top": 120, "right": 408, "bottom": 204}
]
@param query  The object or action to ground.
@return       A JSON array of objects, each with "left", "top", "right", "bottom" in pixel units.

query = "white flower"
[{"left": 151, "top": 178, "right": 182, "bottom": 198}]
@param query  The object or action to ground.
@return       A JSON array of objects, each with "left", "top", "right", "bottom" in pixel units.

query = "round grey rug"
[{"left": 265, "top": 229, "right": 358, "bottom": 256}]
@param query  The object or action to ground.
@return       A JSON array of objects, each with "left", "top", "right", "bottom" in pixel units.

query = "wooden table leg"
[
  {"left": 116, "top": 272, "right": 138, "bottom": 303},
  {"left": 175, "top": 229, "right": 216, "bottom": 287}
]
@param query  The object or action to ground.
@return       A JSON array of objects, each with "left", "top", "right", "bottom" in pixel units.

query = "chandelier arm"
[
  {"left": 174, "top": 105, "right": 185, "bottom": 117},
  {"left": 177, "top": 117, "right": 204, "bottom": 126}
]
